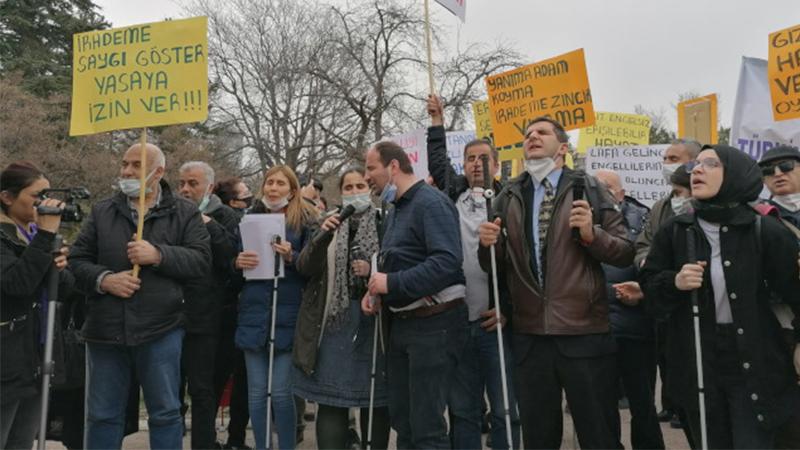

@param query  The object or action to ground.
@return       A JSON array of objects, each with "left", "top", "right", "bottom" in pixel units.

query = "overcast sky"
[{"left": 95, "top": 0, "right": 798, "bottom": 131}]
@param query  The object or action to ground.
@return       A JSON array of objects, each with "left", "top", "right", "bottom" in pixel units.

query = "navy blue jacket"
[{"left": 235, "top": 217, "right": 314, "bottom": 351}]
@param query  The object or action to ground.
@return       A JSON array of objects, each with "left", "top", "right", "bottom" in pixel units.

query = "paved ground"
[{"left": 45, "top": 396, "right": 692, "bottom": 449}]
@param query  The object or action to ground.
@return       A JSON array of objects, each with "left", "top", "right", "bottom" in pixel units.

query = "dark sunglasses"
[
  {"left": 761, "top": 160, "right": 796, "bottom": 177},
  {"left": 236, "top": 196, "right": 254, "bottom": 206}
]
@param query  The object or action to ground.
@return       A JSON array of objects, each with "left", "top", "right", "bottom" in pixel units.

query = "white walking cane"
[
  {"left": 265, "top": 235, "right": 282, "bottom": 449},
  {"left": 686, "top": 228, "right": 708, "bottom": 450},
  {"left": 366, "top": 252, "right": 382, "bottom": 450},
  {"left": 37, "top": 234, "right": 63, "bottom": 450},
  {"left": 481, "top": 155, "right": 514, "bottom": 449}
]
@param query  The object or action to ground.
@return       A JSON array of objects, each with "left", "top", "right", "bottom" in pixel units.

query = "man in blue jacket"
[
  {"left": 70, "top": 143, "right": 211, "bottom": 450},
  {"left": 361, "top": 140, "right": 468, "bottom": 449}
]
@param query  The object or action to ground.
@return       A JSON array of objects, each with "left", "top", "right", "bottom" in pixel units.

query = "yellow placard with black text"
[
  {"left": 768, "top": 24, "right": 800, "bottom": 121},
  {"left": 485, "top": 49, "right": 595, "bottom": 149},
  {"left": 70, "top": 17, "right": 208, "bottom": 136},
  {"left": 577, "top": 112, "right": 650, "bottom": 154}
]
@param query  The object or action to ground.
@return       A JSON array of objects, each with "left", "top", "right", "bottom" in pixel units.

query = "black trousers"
[
  {"left": 616, "top": 337, "right": 665, "bottom": 449},
  {"left": 213, "top": 308, "right": 250, "bottom": 447},
  {"left": 513, "top": 334, "right": 622, "bottom": 450},
  {"left": 182, "top": 333, "right": 219, "bottom": 450}
]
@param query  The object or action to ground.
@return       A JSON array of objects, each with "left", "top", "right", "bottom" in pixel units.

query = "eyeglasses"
[
  {"left": 236, "top": 195, "right": 254, "bottom": 206},
  {"left": 685, "top": 158, "right": 722, "bottom": 171},
  {"left": 761, "top": 160, "right": 796, "bottom": 177}
]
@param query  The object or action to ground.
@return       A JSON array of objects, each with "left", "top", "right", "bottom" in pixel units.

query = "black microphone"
[
  {"left": 572, "top": 176, "right": 585, "bottom": 242},
  {"left": 311, "top": 204, "right": 356, "bottom": 246}
]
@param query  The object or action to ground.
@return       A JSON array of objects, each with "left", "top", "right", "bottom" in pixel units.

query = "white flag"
[
  {"left": 730, "top": 56, "right": 800, "bottom": 161},
  {"left": 434, "top": 0, "right": 466, "bottom": 22}
]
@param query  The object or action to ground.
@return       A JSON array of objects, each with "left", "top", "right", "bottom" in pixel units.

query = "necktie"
[{"left": 538, "top": 178, "right": 555, "bottom": 285}]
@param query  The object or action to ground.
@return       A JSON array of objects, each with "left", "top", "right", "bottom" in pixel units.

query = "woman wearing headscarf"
[
  {"left": 640, "top": 145, "right": 800, "bottom": 449},
  {"left": 292, "top": 167, "right": 390, "bottom": 449}
]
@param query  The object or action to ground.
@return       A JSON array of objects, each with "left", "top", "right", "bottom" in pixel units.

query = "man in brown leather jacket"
[{"left": 478, "top": 117, "right": 634, "bottom": 449}]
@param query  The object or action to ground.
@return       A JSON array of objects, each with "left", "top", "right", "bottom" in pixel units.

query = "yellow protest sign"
[
  {"left": 677, "top": 94, "right": 717, "bottom": 145},
  {"left": 485, "top": 48, "right": 595, "bottom": 148},
  {"left": 70, "top": 17, "right": 208, "bottom": 136},
  {"left": 768, "top": 24, "right": 800, "bottom": 121},
  {"left": 576, "top": 112, "right": 650, "bottom": 154},
  {"left": 472, "top": 99, "right": 523, "bottom": 160}
]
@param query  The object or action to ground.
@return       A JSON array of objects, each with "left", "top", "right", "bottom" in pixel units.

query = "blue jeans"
[
  {"left": 244, "top": 348, "right": 295, "bottom": 450},
  {"left": 388, "top": 303, "right": 468, "bottom": 449},
  {"left": 450, "top": 320, "right": 521, "bottom": 450},
  {"left": 86, "top": 327, "right": 184, "bottom": 450}
]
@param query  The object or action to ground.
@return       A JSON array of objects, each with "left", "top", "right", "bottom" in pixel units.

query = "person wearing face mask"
[
  {"left": 477, "top": 117, "right": 634, "bottom": 449},
  {"left": 176, "top": 161, "right": 241, "bottom": 450},
  {"left": 426, "top": 94, "right": 520, "bottom": 450},
  {"left": 640, "top": 145, "right": 800, "bottom": 449},
  {"left": 1, "top": 161, "right": 74, "bottom": 450},
  {"left": 360, "top": 140, "right": 467, "bottom": 449},
  {"left": 233, "top": 165, "right": 318, "bottom": 450},
  {"left": 290, "top": 167, "right": 390, "bottom": 449},
  {"left": 757, "top": 145, "right": 800, "bottom": 449},
  {"left": 216, "top": 177, "right": 254, "bottom": 219},
  {"left": 69, "top": 143, "right": 211, "bottom": 450}
]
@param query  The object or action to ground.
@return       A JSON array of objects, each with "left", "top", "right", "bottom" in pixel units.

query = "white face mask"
[
  {"left": 524, "top": 157, "right": 556, "bottom": 184},
  {"left": 662, "top": 163, "right": 681, "bottom": 183},
  {"left": 342, "top": 192, "right": 372, "bottom": 213},
  {"left": 198, "top": 193, "right": 211, "bottom": 212},
  {"left": 772, "top": 193, "right": 800, "bottom": 212},
  {"left": 670, "top": 195, "right": 692, "bottom": 215},
  {"left": 261, "top": 196, "right": 290, "bottom": 212},
  {"left": 117, "top": 167, "right": 158, "bottom": 198}
]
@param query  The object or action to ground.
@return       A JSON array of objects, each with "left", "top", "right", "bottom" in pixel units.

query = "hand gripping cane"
[
  {"left": 686, "top": 228, "right": 708, "bottom": 450},
  {"left": 481, "top": 155, "right": 514, "bottom": 449},
  {"left": 265, "top": 235, "right": 282, "bottom": 449},
  {"left": 37, "top": 235, "right": 63, "bottom": 450}
]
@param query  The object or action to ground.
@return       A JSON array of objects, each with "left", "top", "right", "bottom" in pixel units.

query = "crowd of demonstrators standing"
[
  {"left": 292, "top": 167, "right": 390, "bottom": 449},
  {"left": 361, "top": 141, "right": 468, "bottom": 449},
  {"left": 640, "top": 145, "right": 800, "bottom": 449},
  {"left": 1, "top": 162, "right": 73, "bottom": 450},
  {"left": 69, "top": 143, "right": 211, "bottom": 450},
  {"left": 756, "top": 145, "right": 800, "bottom": 449},
  {"left": 594, "top": 170, "right": 665, "bottom": 450},
  {"left": 233, "top": 165, "right": 318, "bottom": 450},
  {"left": 426, "top": 95, "right": 520, "bottom": 450},
  {"left": 478, "top": 117, "right": 635, "bottom": 449},
  {"left": 177, "top": 161, "right": 241, "bottom": 449}
]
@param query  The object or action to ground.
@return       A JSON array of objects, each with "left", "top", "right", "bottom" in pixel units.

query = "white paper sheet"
[{"left": 239, "top": 213, "right": 286, "bottom": 280}]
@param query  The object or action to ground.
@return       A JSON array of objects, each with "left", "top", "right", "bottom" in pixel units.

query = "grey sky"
[{"left": 95, "top": 0, "right": 798, "bottom": 131}]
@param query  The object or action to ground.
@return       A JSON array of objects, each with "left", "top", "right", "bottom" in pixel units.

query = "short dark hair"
[
  {"left": 372, "top": 141, "right": 414, "bottom": 175},
  {"left": 528, "top": 117, "right": 569, "bottom": 143},
  {"left": 0, "top": 161, "right": 45, "bottom": 213},
  {"left": 339, "top": 166, "right": 366, "bottom": 191},
  {"left": 214, "top": 176, "right": 242, "bottom": 205},
  {"left": 463, "top": 139, "right": 498, "bottom": 162}
]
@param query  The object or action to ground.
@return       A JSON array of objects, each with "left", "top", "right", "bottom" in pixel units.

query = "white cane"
[
  {"left": 265, "top": 235, "right": 282, "bottom": 449},
  {"left": 366, "top": 252, "right": 381, "bottom": 450},
  {"left": 37, "top": 234, "right": 63, "bottom": 450},
  {"left": 686, "top": 228, "right": 708, "bottom": 450},
  {"left": 481, "top": 155, "right": 514, "bottom": 449}
]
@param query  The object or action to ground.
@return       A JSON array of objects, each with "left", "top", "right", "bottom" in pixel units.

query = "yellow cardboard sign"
[
  {"left": 768, "top": 24, "right": 800, "bottom": 121},
  {"left": 70, "top": 17, "right": 208, "bottom": 136},
  {"left": 472, "top": 99, "right": 523, "bottom": 161},
  {"left": 485, "top": 48, "right": 595, "bottom": 148},
  {"left": 677, "top": 94, "right": 717, "bottom": 145},
  {"left": 577, "top": 112, "right": 650, "bottom": 154}
]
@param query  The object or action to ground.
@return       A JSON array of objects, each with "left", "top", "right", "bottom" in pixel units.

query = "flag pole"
[
  {"left": 424, "top": 0, "right": 435, "bottom": 94},
  {"left": 132, "top": 127, "right": 147, "bottom": 278}
]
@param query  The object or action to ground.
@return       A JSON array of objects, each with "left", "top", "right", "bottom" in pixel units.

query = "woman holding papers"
[
  {"left": 292, "top": 167, "right": 390, "bottom": 450},
  {"left": 234, "top": 165, "right": 318, "bottom": 450}
]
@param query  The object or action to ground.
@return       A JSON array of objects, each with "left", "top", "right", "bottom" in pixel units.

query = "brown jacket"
[{"left": 479, "top": 169, "right": 634, "bottom": 335}]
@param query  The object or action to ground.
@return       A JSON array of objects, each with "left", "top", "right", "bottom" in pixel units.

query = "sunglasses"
[
  {"left": 761, "top": 160, "right": 796, "bottom": 177},
  {"left": 685, "top": 158, "right": 722, "bottom": 171},
  {"left": 236, "top": 195, "right": 254, "bottom": 206}
]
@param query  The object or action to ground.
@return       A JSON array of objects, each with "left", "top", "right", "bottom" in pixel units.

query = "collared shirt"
[
  {"left": 456, "top": 188, "right": 489, "bottom": 320},
  {"left": 531, "top": 169, "right": 563, "bottom": 281},
  {"left": 381, "top": 180, "right": 466, "bottom": 310}
]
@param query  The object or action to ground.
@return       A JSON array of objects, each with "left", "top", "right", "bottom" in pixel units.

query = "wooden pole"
[
  {"left": 132, "top": 128, "right": 147, "bottom": 278},
  {"left": 424, "top": 0, "right": 435, "bottom": 95}
]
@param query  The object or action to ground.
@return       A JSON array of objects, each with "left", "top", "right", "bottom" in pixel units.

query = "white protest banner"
[
  {"left": 445, "top": 130, "right": 476, "bottom": 175},
  {"left": 731, "top": 57, "right": 800, "bottom": 161},
  {"left": 387, "top": 129, "right": 476, "bottom": 179},
  {"left": 434, "top": 0, "right": 466, "bottom": 22},
  {"left": 585, "top": 145, "right": 670, "bottom": 208}
]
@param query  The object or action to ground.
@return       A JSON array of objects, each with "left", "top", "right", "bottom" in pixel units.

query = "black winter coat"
[
  {"left": 69, "top": 181, "right": 211, "bottom": 345},
  {"left": 182, "top": 196, "right": 239, "bottom": 335},
  {"left": 1, "top": 216, "right": 74, "bottom": 405},
  {"left": 640, "top": 211, "right": 800, "bottom": 430}
]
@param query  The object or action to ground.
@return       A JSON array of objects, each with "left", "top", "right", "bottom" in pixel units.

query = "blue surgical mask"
[
  {"left": 117, "top": 167, "right": 158, "bottom": 198},
  {"left": 198, "top": 193, "right": 210, "bottom": 212},
  {"left": 380, "top": 183, "right": 397, "bottom": 204},
  {"left": 342, "top": 192, "right": 373, "bottom": 213},
  {"left": 670, "top": 196, "right": 691, "bottom": 215}
]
